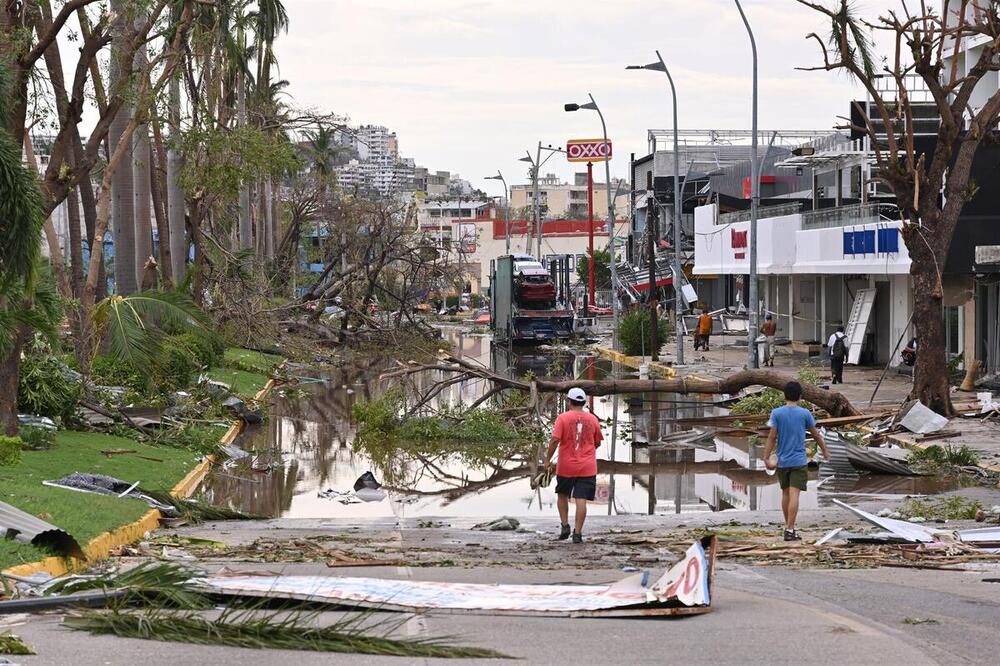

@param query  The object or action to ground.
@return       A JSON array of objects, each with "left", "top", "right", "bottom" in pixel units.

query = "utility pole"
[
  {"left": 736, "top": 0, "right": 760, "bottom": 369},
  {"left": 647, "top": 198, "right": 659, "bottom": 360},
  {"left": 627, "top": 50, "right": 683, "bottom": 364},
  {"left": 533, "top": 141, "right": 542, "bottom": 258},
  {"left": 587, "top": 161, "right": 595, "bottom": 317}
]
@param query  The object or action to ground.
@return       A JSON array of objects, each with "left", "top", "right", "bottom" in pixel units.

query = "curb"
[
  {"left": 2, "top": 376, "right": 279, "bottom": 579},
  {"left": 595, "top": 346, "right": 677, "bottom": 379}
]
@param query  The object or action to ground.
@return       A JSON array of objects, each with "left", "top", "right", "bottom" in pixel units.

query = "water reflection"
[{"left": 199, "top": 327, "right": 955, "bottom": 519}]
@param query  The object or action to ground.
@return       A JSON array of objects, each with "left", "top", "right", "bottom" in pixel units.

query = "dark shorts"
[
  {"left": 777, "top": 466, "right": 808, "bottom": 491},
  {"left": 555, "top": 475, "right": 597, "bottom": 500}
]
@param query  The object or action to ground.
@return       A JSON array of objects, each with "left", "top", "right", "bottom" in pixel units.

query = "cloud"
[{"left": 276, "top": 0, "right": 862, "bottom": 190}]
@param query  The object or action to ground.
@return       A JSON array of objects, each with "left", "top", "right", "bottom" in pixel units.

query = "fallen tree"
[{"left": 386, "top": 355, "right": 861, "bottom": 417}]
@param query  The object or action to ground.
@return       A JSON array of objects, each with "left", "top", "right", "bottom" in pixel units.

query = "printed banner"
[{"left": 202, "top": 537, "right": 714, "bottom": 617}]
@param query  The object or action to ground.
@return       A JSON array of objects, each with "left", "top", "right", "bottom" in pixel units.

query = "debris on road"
[
  {"left": 473, "top": 517, "right": 520, "bottom": 531},
  {"left": 199, "top": 536, "right": 717, "bottom": 617},
  {"left": 824, "top": 431, "right": 918, "bottom": 476},
  {"left": 833, "top": 499, "right": 942, "bottom": 543},
  {"left": 898, "top": 400, "right": 949, "bottom": 435},
  {"left": 0, "top": 632, "right": 34, "bottom": 656}
]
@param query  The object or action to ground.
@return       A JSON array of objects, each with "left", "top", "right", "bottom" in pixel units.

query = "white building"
[
  {"left": 694, "top": 200, "right": 914, "bottom": 365},
  {"left": 334, "top": 124, "right": 414, "bottom": 197}
]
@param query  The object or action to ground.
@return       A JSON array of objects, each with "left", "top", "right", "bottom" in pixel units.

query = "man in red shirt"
[{"left": 544, "top": 387, "right": 603, "bottom": 543}]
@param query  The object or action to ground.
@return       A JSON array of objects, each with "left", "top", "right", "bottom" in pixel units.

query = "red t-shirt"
[{"left": 552, "top": 409, "right": 603, "bottom": 477}]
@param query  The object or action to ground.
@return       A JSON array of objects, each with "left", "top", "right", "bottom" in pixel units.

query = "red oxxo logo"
[{"left": 731, "top": 229, "right": 747, "bottom": 259}]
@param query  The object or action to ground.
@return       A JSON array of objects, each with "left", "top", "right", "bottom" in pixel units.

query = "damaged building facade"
[{"left": 692, "top": 132, "right": 917, "bottom": 367}]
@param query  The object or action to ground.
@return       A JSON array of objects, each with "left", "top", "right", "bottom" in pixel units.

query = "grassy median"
[{"left": 0, "top": 347, "right": 282, "bottom": 571}]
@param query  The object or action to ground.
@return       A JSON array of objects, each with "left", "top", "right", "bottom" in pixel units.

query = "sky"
[{"left": 275, "top": 0, "right": 864, "bottom": 194}]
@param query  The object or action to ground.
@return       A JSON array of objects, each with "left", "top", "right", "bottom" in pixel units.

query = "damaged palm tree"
[
  {"left": 386, "top": 353, "right": 861, "bottom": 418},
  {"left": 56, "top": 562, "right": 505, "bottom": 658}
]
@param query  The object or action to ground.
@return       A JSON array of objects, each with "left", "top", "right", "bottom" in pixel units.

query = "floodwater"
[{"left": 198, "top": 327, "right": 961, "bottom": 519}]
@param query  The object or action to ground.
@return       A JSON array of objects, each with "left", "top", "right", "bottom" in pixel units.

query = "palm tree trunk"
[
  {"left": 110, "top": 1, "right": 137, "bottom": 295},
  {"left": 149, "top": 119, "right": 170, "bottom": 285},
  {"left": 167, "top": 74, "right": 186, "bottom": 284},
  {"left": 132, "top": 120, "right": 153, "bottom": 286},
  {"left": 266, "top": 176, "right": 277, "bottom": 259},
  {"left": 237, "top": 40, "right": 251, "bottom": 251},
  {"left": 132, "top": 14, "right": 154, "bottom": 288}
]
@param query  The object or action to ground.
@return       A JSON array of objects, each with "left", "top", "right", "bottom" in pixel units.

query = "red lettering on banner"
[
  {"left": 682, "top": 557, "right": 701, "bottom": 595},
  {"left": 731, "top": 229, "right": 747, "bottom": 260}
]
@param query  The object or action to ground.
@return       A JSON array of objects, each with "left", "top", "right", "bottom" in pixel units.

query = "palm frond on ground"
[{"left": 92, "top": 289, "right": 212, "bottom": 370}]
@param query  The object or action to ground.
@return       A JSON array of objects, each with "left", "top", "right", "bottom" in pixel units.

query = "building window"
[{"left": 945, "top": 305, "right": 962, "bottom": 362}]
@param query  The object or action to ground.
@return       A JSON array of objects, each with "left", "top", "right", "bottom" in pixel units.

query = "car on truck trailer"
[{"left": 490, "top": 254, "right": 574, "bottom": 344}]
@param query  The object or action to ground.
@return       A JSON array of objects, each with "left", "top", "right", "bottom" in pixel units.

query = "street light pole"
[
  {"left": 565, "top": 95, "right": 619, "bottom": 334},
  {"left": 534, "top": 142, "right": 542, "bottom": 258},
  {"left": 626, "top": 51, "right": 683, "bottom": 364},
  {"left": 736, "top": 0, "right": 760, "bottom": 369},
  {"left": 484, "top": 172, "right": 510, "bottom": 254}
]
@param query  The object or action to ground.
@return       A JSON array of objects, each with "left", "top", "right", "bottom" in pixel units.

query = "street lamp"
[
  {"left": 519, "top": 145, "right": 565, "bottom": 258},
  {"left": 484, "top": 172, "right": 510, "bottom": 254},
  {"left": 626, "top": 50, "right": 683, "bottom": 364},
  {"left": 565, "top": 94, "right": 619, "bottom": 333},
  {"left": 735, "top": 0, "right": 761, "bottom": 369}
]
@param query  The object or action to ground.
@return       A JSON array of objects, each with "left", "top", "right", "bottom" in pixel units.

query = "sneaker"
[
  {"left": 783, "top": 529, "right": 801, "bottom": 542},
  {"left": 572, "top": 531, "right": 583, "bottom": 544},
  {"left": 558, "top": 524, "right": 571, "bottom": 541}
]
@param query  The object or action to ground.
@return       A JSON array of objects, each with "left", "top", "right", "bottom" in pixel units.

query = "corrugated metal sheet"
[{"left": 0, "top": 500, "right": 83, "bottom": 557}]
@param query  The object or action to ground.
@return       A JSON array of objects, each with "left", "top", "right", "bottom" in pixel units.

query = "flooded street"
[{"left": 199, "top": 327, "right": 961, "bottom": 519}]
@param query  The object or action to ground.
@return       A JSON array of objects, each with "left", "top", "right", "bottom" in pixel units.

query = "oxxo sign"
[{"left": 566, "top": 138, "right": 612, "bottom": 163}]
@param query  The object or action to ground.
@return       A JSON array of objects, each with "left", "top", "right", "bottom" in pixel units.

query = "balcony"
[
  {"left": 800, "top": 202, "right": 899, "bottom": 230},
  {"left": 717, "top": 202, "right": 802, "bottom": 225}
]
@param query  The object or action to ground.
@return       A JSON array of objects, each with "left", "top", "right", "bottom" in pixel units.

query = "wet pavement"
[{"left": 197, "top": 326, "right": 966, "bottom": 522}]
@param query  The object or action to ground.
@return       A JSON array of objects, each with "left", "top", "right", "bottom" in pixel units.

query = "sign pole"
[{"left": 587, "top": 161, "right": 595, "bottom": 317}]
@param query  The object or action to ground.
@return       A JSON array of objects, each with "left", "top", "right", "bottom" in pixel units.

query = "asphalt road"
[{"left": 5, "top": 557, "right": 998, "bottom": 665}]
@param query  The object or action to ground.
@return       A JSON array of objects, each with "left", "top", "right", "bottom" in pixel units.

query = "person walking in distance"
[
  {"left": 828, "top": 325, "right": 848, "bottom": 384},
  {"left": 763, "top": 381, "right": 830, "bottom": 541},
  {"left": 544, "top": 387, "right": 602, "bottom": 543},
  {"left": 694, "top": 309, "right": 713, "bottom": 351},
  {"left": 761, "top": 313, "right": 777, "bottom": 367}
]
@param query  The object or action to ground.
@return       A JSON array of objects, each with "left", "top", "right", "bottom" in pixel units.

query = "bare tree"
[{"left": 796, "top": 0, "right": 1000, "bottom": 415}]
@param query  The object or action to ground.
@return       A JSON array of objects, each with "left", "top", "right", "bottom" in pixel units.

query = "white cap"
[{"left": 567, "top": 387, "right": 587, "bottom": 403}]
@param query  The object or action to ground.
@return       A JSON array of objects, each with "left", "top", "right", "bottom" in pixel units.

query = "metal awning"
[{"left": 0, "top": 500, "right": 83, "bottom": 558}]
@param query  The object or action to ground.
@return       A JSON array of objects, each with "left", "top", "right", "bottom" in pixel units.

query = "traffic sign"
[{"left": 566, "top": 138, "right": 612, "bottom": 163}]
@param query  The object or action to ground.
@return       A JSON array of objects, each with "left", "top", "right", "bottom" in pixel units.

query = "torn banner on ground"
[{"left": 201, "top": 536, "right": 716, "bottom": 618}]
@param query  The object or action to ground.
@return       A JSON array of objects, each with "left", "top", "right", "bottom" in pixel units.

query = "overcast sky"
[{"left": 276, "top": 0, "right": 863, "bottom": 194}]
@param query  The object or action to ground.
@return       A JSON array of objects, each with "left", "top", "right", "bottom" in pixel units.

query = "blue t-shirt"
[{"left": 768, "top": 404, "right": 815, "bottom": 468}]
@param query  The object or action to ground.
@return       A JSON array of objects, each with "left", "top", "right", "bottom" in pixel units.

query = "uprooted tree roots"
[{"left": 386, "top": 354, "right": 861, "bottom": 418}]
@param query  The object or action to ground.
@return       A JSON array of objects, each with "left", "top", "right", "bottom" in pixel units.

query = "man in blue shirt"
[{"left": 763, "top": 381, "right": 830, "bottom": 541}]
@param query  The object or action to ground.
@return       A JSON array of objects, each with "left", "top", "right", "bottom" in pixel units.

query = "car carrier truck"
[{"left": 490, "top": 254, "right": 574, "bottom": 344}]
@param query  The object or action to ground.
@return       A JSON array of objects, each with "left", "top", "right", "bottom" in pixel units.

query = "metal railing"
[
  {"left": 800, "top": 202, "right": 899, "bottom": 230},
  {"left": 717, "top": 201, "right": 802, "bottom": 225}
]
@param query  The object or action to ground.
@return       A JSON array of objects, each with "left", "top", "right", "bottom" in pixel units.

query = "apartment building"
[{"left": 509, "top": 172, "right": 627, "bottom": 220}]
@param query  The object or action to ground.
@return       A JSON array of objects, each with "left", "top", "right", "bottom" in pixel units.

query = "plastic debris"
[
  {"left": 897, "top": 400, "right": 949, "bottom": 435},
  {"left": 473, "top": 517, "right": 520, "bottom": 531}
]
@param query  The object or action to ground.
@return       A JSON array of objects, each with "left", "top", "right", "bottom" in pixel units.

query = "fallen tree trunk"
[
  {"left": 532, "top": 370, "right": 858, "bottom": 416},
  {"left": 386, "top": 357, "right": 861, "bottom": 417}
]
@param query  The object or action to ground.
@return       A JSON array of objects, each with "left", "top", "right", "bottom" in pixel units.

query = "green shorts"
[{"left": 777, "top": 466, "right": 808, "bottom": 490}]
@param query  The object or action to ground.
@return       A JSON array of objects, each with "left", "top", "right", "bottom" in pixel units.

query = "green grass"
[
  {"left": 203, "top": 348, "right": 282, "bottom": 398},
  {"left": 0, "top": 431, "right": 201, "bottom": 571}
]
